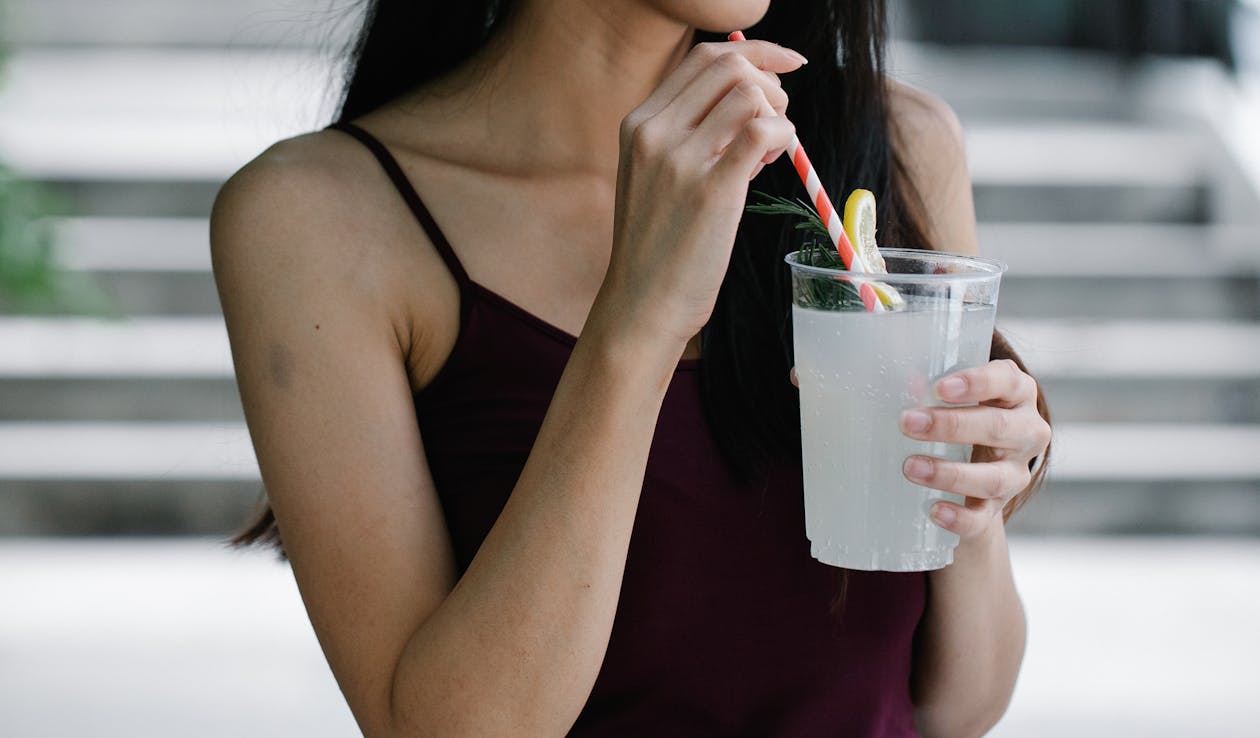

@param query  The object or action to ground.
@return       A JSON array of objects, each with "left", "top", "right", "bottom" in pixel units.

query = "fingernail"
[
  {"left": 904, "top": 456, "right": 933, "bottom": 481},
  {"left": 932, "top": 504, "right": 956, "bottom": 526},
  {"left": 937, "top": 376, "right": 966, "bottom": 401},
  {"left": 784, "top": 48, "right": 808, "bottom": 64},
  {"left": 901, "top": 409, "right": 931, "bottom": 433}
]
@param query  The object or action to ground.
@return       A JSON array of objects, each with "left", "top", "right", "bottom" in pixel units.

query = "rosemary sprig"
[
  {"left": 746, "top": 190, "right": 864, "bottom": 311},
  {"left": 745, "top": 192, "right": 831, "bottom": 241}
]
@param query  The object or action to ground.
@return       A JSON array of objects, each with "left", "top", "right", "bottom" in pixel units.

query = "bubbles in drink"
[{"left": 793, "top": 300, "right": 996, "bottom": 571}]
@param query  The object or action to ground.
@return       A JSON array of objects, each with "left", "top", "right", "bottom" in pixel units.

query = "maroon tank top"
[{"left": 329, "top": 121, "right": 927, "bottom": 737}]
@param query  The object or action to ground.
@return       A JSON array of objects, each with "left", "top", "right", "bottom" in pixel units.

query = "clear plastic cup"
[{"left": 785, "top": 248, "right": 1007, "bottom": 572}]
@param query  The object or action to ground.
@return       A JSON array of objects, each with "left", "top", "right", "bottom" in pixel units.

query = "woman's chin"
[{"left": 649, "top": 0, "right": 772, "bottom": 35}]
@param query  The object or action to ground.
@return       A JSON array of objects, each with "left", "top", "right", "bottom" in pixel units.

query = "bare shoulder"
[
  {"left": 886, "top": 79, "right": 966, "bottom": 162},
  {"left": 211, "top": 129, "right": 391, "bottom": 298},
  {"left": 885, "top": 80, "right": 979, "bottom": 253},
  {"left": 210, "top": 128, "right": 450, "bottom": 376}
]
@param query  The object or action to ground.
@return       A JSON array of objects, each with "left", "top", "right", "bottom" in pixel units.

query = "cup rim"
[{"left": 784, "top": 248, "right": 1008, "bottom": 282}]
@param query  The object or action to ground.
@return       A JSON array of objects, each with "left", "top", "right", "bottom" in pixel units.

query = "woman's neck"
[{"left": 402, "top": 0, "right": 694, "bottom": 180}]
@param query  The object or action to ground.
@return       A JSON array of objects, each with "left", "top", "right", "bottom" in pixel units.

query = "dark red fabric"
[{"left": 330, "top": 121, "right": 927, "bottom": 737}]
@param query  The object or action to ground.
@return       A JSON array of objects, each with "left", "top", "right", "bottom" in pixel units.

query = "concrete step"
[
  {"left": 0, "top": 479, "right": 264, "bottom": 536},
  {"left": 998, "top": 274, "right": 1258, "bottom": 320},
  {"left": 0, "top": 317, "right": 231, "bottom": 377},
  {"left": 3, "top": 0, "right": 338, "bottom": 48},
  {"left": 22, "top": 217, "right": 1260, "bottom": 318},
  {"left": 1006, "top": 480, "right": 1260, "bottom": 536},
  {"left": 7, "top": 316, "right": 1256, "bottom": 380},
  {"left": 1, "top": 421, "right": 1257, "bottom": 536},
  {"left": 1035, "top": 378, "right": 1260, "bottom": 424},
  {"left": 25, "top": 266, "right": 1254, "bottom": 319},
  {"left": 2, "top": 479, "right": 1257, "bottom": 537},
  {"left": 0, "top": 377, "right": 244, "bottom": 422},
  {"left": 972, "top": 182, "right": 1208, "bottom": 223},
  {"left": 4, "top": 373, "right": 1251, "bottom": 424},
  {"left": 999, "top": 318, "right": 1260, "bottom": 379},
  {"left": 982, "top": 222, "right": 1260, "bottom": 317},
  {"left": 0, "top": 47, "right": 330, "bottom": 182},
  {"left": 978, "top": 223, "right": 1260, "bottom": 276},
  {"left": 2, "top": 317, "right": 1256, "bottom": 422},
  {"left": 0, "top": 538, "right": 360, "bottom": 737},
  {"left": 51, "top": 217, "right": 211, "bottom": 271},
  {"left": 50, "top": 218, "right": 1260, "bottom": 277},
  {"left": 3, "top": 539, "right": 1257, "bottom": 737},
  {"left": 0, "top": 49, "right": 1216, "bottom": 221},
  {"left": 2, "top": 420, "right": 1257, "bottom": 482}
]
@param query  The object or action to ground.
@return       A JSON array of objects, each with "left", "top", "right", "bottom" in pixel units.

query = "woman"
[{"left": 211, "top": 0, "right": 1052, "bottom": 735}]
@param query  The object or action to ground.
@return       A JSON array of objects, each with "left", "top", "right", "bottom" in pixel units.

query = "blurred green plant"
[
  {"left": 0, "top": 165, "right": 61, "bottom": 307},
  {"left": 0, "top": 1, "right": 114, "bottom": 315}
]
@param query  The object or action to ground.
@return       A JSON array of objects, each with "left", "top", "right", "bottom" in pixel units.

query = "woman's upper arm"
[
  {"left": 887, "top": 79, "right": 980, "bottom": 255},
  {"left": 210, "top": 141, "right": 458, "bottom": 736}
]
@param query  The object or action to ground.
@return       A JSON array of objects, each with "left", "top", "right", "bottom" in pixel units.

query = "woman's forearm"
[
  {"left": 387, "top": 300, "right": 684, "bottom": 737},
  {"left": 912, "top": 523, "right": 1027, "bottom": 737}
]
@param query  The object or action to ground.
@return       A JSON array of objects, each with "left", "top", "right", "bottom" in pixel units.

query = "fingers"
[
  {"left": 934, "top": 359, "right": 1037, "bottom": 409},
  {"left": 900, "top": 403, "right": 1045, "bottom": 452},
  {"left": 637, "top": 40, "right": 805, "bottom": 120},
  {"left": 661, "top": 50, "right": 789, "bottom": 130},
  {"left": 789, "top": 366, "right": 798, "bottom": 387},
  {"left": 928, "top": 496, "right": 1001, "bottom": 539},
  {"left": 903, "top": 455, "right": 1032, "bottom": 500},
  {"left": 713, "top": 114, "right": 795, "bottom": 181},
  {"left": 689, "top": 78, "right": 779, "bottom": 157}
]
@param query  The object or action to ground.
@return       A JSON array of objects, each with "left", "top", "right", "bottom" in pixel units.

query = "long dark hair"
[{"left": 232, "top": 0, "right": 1050, "bottom": 555}]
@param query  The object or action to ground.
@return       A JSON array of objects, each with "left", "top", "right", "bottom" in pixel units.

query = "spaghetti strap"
[{"left": 325, "top": 120, "right": 472, "bottom": 288}]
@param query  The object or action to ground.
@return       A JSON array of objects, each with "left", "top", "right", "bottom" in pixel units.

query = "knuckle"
[
  {"left": 1033, "top": 417, "right": 1053, "bottom": 450},
  {"left": 660, "top": 150, "right": 689, "bottom": 182},
  {"left": 630, "top": 118, "right": 662, "bottom": 155},
  {"left": 620, "top": 109, "right": 643, "bottom": 133},
  {"left": 1001, "top": 358, "right": 1023, "bottom": 385},
  {"left": 715, "top": 50, "right": 749, "bottom": 74},
  {"left": 989, "top": 408, "right": 1012, "bottom": 443},
  {"left": 745, "top": 117, "right": 776, "bottom": 144},
  {"left": 694, "top": 42, "right": 721, "bottom": 62},
  {"left": 1018, "top": 371, "right": 1037, "bottom": 397},
  {"left": 937, "top": 408, "right": 961, "bottom": 438},
  {"left": 619, "top": 114, "right": 641, "bottom": 146},
  {"left": 731, "top": 79, "right": 763, "bottom": 105},
  {"left": 741, "top": 118, "right": 771, "bottom": 147},
  {"left": 1017, "top": 465, "right": 1033, "bottom": 492},
  {"left": 986, "top": 467, "right": 1009, "bottom": 497}
]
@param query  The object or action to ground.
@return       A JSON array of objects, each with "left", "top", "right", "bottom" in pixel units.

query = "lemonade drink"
[{"left": 785, "top": 249, "right": 1006, "bottom": 572}]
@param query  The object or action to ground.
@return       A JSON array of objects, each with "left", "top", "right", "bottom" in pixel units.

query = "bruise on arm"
[{"left": 267, "top": 341, "right": 295, "bottom": 390}]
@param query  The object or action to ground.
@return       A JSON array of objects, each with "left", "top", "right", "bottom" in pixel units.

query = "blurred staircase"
[
  {"left": 1, "top": 1, "right": 1259, "bottom": 535},
  {"left": 893, "top": 43, "right": 1260, "bottom": 534}
]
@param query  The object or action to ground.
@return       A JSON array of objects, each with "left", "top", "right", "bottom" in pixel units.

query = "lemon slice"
[
  {"left": 843, "top": 189, "right": 887, "bottom": 273},
  {"left": 842, "top": 189, "right": 904, "bottom": 309},
  {"left": 869, "top": 280, "right": 905, "bottom": 310}
]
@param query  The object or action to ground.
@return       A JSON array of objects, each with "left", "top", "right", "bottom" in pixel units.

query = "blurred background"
[{"left": 1, "top": 0, "right": 1258, "bottom": 735}]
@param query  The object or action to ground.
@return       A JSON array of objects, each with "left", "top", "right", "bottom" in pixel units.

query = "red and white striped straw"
[{"left": 728, "top": 30, "right": 882, "bottom": 312}]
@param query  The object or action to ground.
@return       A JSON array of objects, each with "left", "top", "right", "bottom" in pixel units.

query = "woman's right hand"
[{"left": 597, "top": 39, "right": 805, "bottom": 352}]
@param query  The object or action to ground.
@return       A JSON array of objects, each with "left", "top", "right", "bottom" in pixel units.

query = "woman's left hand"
[
  {"left": 789, "top": 359, "right": 1051, "bottom": 541},
  {"left": 894, "top": 359, "right": 1050, "bottom": 540}
]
